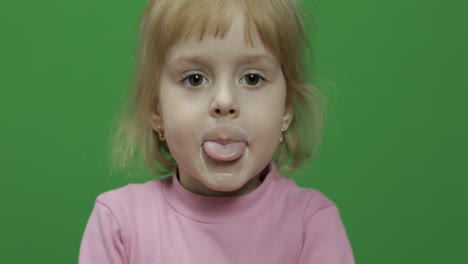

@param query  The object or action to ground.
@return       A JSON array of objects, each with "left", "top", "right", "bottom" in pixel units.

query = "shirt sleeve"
[
  {"left": 79, "top": 200, "right": 129, "bottom": 264},
  {"left": 297, "top": 205, "right": 355, "bottom": 264}
]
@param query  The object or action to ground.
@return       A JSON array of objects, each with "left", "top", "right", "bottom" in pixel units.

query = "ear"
[
  {"left": 282, "top": 104, "right": 294, "bottom": 131},
  {"left": 149, "top": 105, "right": 163, "bottom": 131}
]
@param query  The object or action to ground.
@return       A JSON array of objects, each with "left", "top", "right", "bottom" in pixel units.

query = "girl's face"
[{"left": 151, "top": 16, "right": 293, "bottom": 196}]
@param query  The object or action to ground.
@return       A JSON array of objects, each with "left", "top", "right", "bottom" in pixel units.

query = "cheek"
[
  {"left": 248, "top": 117, "right": 282, "bottom": 149},
  {"left": 244, "top": 87, "right": 286, "bottom": 129},
  {"left": 243, "top": 93, "right": 285, "bottom": 154},
  {"left": 163, "top": 118, "right": 198, "bottom": 170},
  {"left": 160, "top": 103, "right": 204, "bottom": 164},
  {"left": 159, "top": 86, "right": 203, "bottom": 132},
  {"left": 162, "top": 110, "right": 197, "bottom": 149}
]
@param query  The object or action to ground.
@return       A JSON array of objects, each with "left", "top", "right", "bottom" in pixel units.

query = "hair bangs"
[{"left": 148, "top": 0, "right": 290, "bottom": 60}]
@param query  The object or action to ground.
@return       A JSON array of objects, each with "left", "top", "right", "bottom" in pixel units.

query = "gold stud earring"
[{"left": 157, "top": 125, "right": 165, "bottom": 141}]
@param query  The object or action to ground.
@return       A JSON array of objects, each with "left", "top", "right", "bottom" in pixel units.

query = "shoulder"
[
  {"left": 276, "top": 177, "right": 356, "bottom": 263},
  {"left": 81, "top": 179, "right": 168, "bottom": 263},
  {"left": 95, "top": 178, "right": 166, "bottom": 214},
  {"left": 274, "top": 174, "right": 337, "bottom": 221}
]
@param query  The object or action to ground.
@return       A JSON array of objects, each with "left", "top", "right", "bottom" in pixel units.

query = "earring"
[
  {"left": 157, "top": 125, "right": 165, "bottom": 141},
  {"left": 280, "top": 128, "right": 285, "bottom": 143}
]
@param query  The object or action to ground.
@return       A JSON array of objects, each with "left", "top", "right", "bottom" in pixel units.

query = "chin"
[{"left": 196, "top": 146, "right": 258, "bottom": 192}]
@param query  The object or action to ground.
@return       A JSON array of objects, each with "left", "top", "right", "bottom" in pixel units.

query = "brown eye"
[
  {"left": 241, "top": 73, "right": 265, "bottom": 87},
  {"left": 246, "top": 74, "right": 260, "bottom": 85},
  {"left": 188, "top": 74, "right": 204, "bottom": 86}
]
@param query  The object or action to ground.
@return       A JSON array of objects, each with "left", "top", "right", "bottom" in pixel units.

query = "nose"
[{"left": 209, "top": 81, "right": 239, "bottom": 118}]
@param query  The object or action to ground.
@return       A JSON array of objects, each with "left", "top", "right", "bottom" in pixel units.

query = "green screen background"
[{"left": 1, "top": 0, "right": 467, "bottom": 263}]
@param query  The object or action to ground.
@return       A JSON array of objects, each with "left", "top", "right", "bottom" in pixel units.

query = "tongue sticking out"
[{"left": 203, "top": 141, "right": 246, "bottom": 161}]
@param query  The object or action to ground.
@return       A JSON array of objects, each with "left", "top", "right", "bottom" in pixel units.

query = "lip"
[
  {"left": 205, "top": 139, "right": 243, "bottom": 145},
  {"left": 196, "top": 124, "right": 251, "bottom": 146}
]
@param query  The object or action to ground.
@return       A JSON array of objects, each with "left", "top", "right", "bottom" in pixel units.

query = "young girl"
[{"left": 80, "top": 0, "right": 355, "bottom": 263}]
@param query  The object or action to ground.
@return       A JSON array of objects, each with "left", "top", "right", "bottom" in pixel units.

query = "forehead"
[
  {"left": 153, "top": 0, "right": 282, "bottom": 64},
  {"left": 165, "top": 16, "right": 278, "bottom": 65}
]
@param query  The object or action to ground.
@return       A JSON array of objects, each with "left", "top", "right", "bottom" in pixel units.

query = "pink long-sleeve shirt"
[{"left": 79, "top": 164, "right": 355, "bottom": 263}]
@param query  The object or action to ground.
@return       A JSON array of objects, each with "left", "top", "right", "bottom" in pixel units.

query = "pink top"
[{"left": 79, "top": 164, "right": 355, "bottom": 263}]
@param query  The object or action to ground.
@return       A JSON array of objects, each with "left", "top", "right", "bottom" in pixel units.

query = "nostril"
[
  {"left": 229, "top": 109, "right": 235, "bottom": 114},
  {"left": 215, "top": 109, "right": 221, "bottom": 114}
]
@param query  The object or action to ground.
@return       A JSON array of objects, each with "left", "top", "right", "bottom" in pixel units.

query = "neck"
[{"left": 177, "top": 165, "right": 269, "bottom": 197}]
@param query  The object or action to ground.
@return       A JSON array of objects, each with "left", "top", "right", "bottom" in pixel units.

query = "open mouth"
[{"left": 202, "top": 140, "right": 246, "bottom": 162}]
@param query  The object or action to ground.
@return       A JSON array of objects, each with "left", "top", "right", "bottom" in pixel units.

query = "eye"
[
  {"left": 241, "top": 73, "right": 266, "bottom": 87},
  {"left": 182, "top": 73, "right": 208, "bottom": 87}
]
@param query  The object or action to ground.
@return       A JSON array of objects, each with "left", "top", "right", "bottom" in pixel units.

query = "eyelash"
[{"left": 180, "top": 72, "right": 268, "bottom": 88}]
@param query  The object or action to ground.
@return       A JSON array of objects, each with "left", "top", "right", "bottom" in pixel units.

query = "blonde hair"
[{"left": 112, "top": 0, "right": 325, "bottom": 176}]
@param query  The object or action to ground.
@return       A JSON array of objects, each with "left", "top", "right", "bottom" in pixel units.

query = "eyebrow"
[{"left": 168, "top": 54, "right": 279, "bottom": 67}]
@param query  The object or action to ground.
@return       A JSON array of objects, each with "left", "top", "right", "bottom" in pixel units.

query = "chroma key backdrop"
[{"left": 1, "top": 0, "right": 467, "bottom": 263}]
